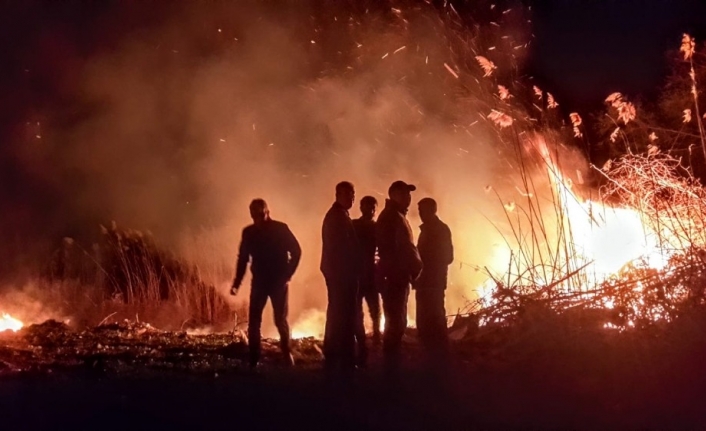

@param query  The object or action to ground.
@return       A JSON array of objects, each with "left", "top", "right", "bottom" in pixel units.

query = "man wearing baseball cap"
[{"left": 375, "top": 180, "right": 423, "bottom": 373}]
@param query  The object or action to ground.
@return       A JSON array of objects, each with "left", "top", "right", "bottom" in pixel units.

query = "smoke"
[{"left": 1, "top": 1, "right": 539, "bottom": 326}]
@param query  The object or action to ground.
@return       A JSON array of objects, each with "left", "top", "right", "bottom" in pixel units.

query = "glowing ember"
[{"left": 0, "top": 313, "right": 24, "bottom": 332}]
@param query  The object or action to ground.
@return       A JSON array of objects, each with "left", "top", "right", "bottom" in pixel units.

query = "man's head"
[
  {"left": 249, "top": 198, "right": 270, "bottom": 224},
  {"left": 335, "top": 181, "right": 355, "bottom": 210},
  {"left": 388, "top": 180, "right": 416, "bottom": 210},
  {"left": 418, "top": 197, "right": 437, "bottom": 224},
  {"left": 360, "top": 195, "right": 378, "bottom": 219}
]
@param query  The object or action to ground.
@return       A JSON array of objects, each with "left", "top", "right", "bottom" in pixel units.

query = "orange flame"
[
  {"left": 476, "top": 136, "right": 676, "bottom": 311},
  {"left": 0, "top": 313, "right": 24, "bottom": 332},
  {"left": 535, "top": 138, "right": 671, "bottom": 280}
]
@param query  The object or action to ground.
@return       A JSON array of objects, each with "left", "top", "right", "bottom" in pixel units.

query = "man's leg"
[
  {"left": 339, "top": 279, "right": 358, "bottom": 372},
  {"left": 364, "top": 283, "right": 382, "bottom": 344},
  {"left": 415, "top": 288, "right": 432, "bottom": 351},
  {"left": 248, "top": 287, "right": 269, "bottom": 368},
  {"left": 431, "top": 289, "right": 449, "bottom": 355},
  {"left": 381, "top": 279, "right": 410, "bottom": 372},
  {"left": 270, "top": 282, "right": 292, "bottom": 364},
  {"left": 324, "top": 279, "right": 342, "bottom": 372},
  {"left": 354, "top": 290, "right": 368, "bottom": 367}
]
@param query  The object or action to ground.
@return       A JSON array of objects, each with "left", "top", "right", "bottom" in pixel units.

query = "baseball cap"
[{"left": 388, "top": 180, "right": 417, "bottom": 194}]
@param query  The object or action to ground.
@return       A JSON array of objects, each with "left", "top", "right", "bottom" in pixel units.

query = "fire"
[
  {"left": 291, "top": 309, "right": 326, "bottom": 339},
  {"left": 475, "top": 135, "right": 681, "bottom": 315},
  {"left": 559, "top": 188, "right": 670, "bottom": 279},
  {"left": 533, "top": 137, "right": 672, "bottom": 282},
  {"left": 0, "top": 313, "right": 24, "bottom": 332},
  {"left": 290, "top": 309, "right": 418, "bottom": 339}
]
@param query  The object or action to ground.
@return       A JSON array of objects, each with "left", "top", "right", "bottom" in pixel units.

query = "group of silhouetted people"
[{"left": 230, "top": 180, "right": 454, "bottom": 376}]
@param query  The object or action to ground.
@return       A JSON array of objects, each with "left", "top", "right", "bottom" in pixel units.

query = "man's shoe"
[
  {"left": 247, "top": 361, "right": 263, "bottom": 375},
  {"left": 283, "top": 352, "right": 295, "bottom": 367}
]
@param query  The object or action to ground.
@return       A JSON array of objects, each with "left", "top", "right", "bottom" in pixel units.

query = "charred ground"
[{"left": 2, "top": 309, "right": 706, "bottom": 430}]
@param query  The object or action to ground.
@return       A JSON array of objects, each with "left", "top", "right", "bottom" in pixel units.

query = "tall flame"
[
  {"left": 535, "top": 138, "right": 671, "bottom": 281},
  {"left": 0, "top": 313, "right": 24, "bottom": 332}
]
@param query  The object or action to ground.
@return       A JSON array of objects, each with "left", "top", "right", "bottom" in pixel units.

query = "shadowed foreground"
[{"left": 1, "top": 318, "right": 706, "bottom": 430}]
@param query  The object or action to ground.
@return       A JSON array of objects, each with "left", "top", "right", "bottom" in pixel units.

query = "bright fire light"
[
  {"left": 291, "top": 309, "right": 326, "bottom": 339},
  {"left": 475, "top": 136, "right": 679, "bottom": 314},
  {"left": 0, "top": 313, "right": 24, "bottom": 332},
  {"left": 533, "top": 137, "right": 672, "bottom": 282},
  {"left": 290, "top": 309, "right": 418, "bottom": 339}
]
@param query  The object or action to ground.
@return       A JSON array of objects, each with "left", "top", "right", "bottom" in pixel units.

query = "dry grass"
[{"left": 41, "top": 223, "right": 233, "bottom": 330}]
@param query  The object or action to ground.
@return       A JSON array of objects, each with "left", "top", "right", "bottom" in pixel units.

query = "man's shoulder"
[
  {"left": 439, "top": 219, "right": 451, "bottom": 235},
  {"left": 242, "top": 224, "right": 256, "bottom": 233},
  {"left": 269, "top": 219, "right": 289, "bottom": 229},
  {"left": 324, "top": 204, "right": 349, "bottom": 221},
  {"left": 323, "top": 206, "right": 336, "bottom": 222},
  {"left": 429, "top": 219, "right": 452, "bottom": 239},
  {"left": 241, "top": 224, "right": 257, "bottom": 240},
  {"left": 377, "top": 207, "right": 401, "bottom": 222},
  {"left": 324, "top": 204, "right": 339, "bottom": 216}
]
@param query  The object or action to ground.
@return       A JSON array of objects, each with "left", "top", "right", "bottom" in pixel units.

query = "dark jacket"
[
  {"left": 321, "top": 202, "right": 360, "bottom": 282},
  {"left": 234, "top": 219, "right": 301, "bottom": 289},
  {"left": 376, "top": 199, "right": 422, "bottom": 284},
  {"left": 415, "top": 216, "right": 453, "bottom": 290},
  {"left": 353, "top": 217, "right": 377, "bottom": 285}
]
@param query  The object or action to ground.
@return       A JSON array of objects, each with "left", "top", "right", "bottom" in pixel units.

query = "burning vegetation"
[{"left": 2, "top": 2, "right": 706, "bottom": 390}]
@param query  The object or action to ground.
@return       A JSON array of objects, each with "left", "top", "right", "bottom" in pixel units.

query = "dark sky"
[
  {"left": 527, "top": 0, "right": 706, "bottom": 111},
  {"left": 0, "top": 0, "right": 705, "bottom": 268},
  {"left": 1, "top": 1, "right": 705, "bottom": 214},
  {"left": 2, "top": 1, "right": 706, "bottom": 126}
]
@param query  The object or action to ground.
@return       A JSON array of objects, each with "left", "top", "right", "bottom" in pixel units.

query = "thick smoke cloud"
[{"left": 1, "top": 1, "right": 539, "bottom": 326}]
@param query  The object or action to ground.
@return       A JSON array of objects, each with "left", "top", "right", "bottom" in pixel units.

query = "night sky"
[
  {"left": 527, "top": 0, "right": 706, "bottom": 111},
  {"left": 0, "top": 1, "right": 703, "bottom": 147},
  {"left": 1, "top": 0, "right": 706, "bottom": 260},
  {"left": 3, "top": 1, "right": 706, "bottom": 132}
]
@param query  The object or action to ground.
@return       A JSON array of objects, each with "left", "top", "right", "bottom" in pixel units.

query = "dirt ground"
[{"left": 1, "top": 320, "right": 706, "bottom": 430}]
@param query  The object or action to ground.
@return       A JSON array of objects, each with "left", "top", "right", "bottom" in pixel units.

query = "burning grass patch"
[
  {"left": 468, "top": 142, "right": 706, "bottom": 333},
  {"left": 41, "top": 223, "right": 233, "bottom": 329}
]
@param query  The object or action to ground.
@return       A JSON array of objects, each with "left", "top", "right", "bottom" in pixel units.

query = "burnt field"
[{"left": 2, "top": 313, "right": 706, "bottom": 431}]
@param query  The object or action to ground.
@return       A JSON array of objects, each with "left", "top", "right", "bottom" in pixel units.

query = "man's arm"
[
  {"left": 397, "top": 220, "right": 422, "bottom": 281},
  {"left": 284, "top": 225, "right": 302, "bottom": 280},
  {"left": 322, "top": 211, "right": 348, "bottom": 279},
  {"left": 232, "top": 229, "right": 251, "bottom": 289},
  {"left": 443, "top": 224, "right": 454, "bottom": 266}
]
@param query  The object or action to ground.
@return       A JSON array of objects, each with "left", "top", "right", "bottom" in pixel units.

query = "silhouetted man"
[
  {"left": 376, "top": 180, "right": 422, "bottom": 372},
  {"left": 231, "top": 199, "right": 301, "bottom": 369},
  {"left": 353, "top": 195, "right": 381, "bottom": 367},
  {"left": 321, "top": 181, "right": 360, "bottom": 374},
  {"left": 414, "top": 197, "right": 453, "bottom": 360}
]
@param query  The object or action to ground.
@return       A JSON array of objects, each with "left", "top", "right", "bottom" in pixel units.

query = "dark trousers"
[
  {"left": 324, "top": 277, "right": 358, "bottom": 371},
  {"left": 381, "top": 278, "right": 410, "bottom": 370},
  {"left": 415, "top": 288, "right": 449, "bottom": 357},
  {"left": 362, "top": 282, "right": 382, "bottom": 335},
  {"left": 354, "top": 280, "right": 381, "bottom": 364},
  {"left": 248, "top": 282, "right": 290, "bottom": 366}
]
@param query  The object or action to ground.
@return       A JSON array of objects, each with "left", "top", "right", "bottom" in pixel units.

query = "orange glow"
[
  {"left": 291, "top": 309, "right": 326, "bottom": 339},
  {"left": 0, "top": 313, "right": 24, "bottom": 332},
  {"left": 475, "top": 136, "right": 679, "bottom": 317},
  {"left": 536, "top": 138, "right": 671, "bottom": 281},
  {"left": 290, "top": 309, "right": 418, "bottom": 339}
]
